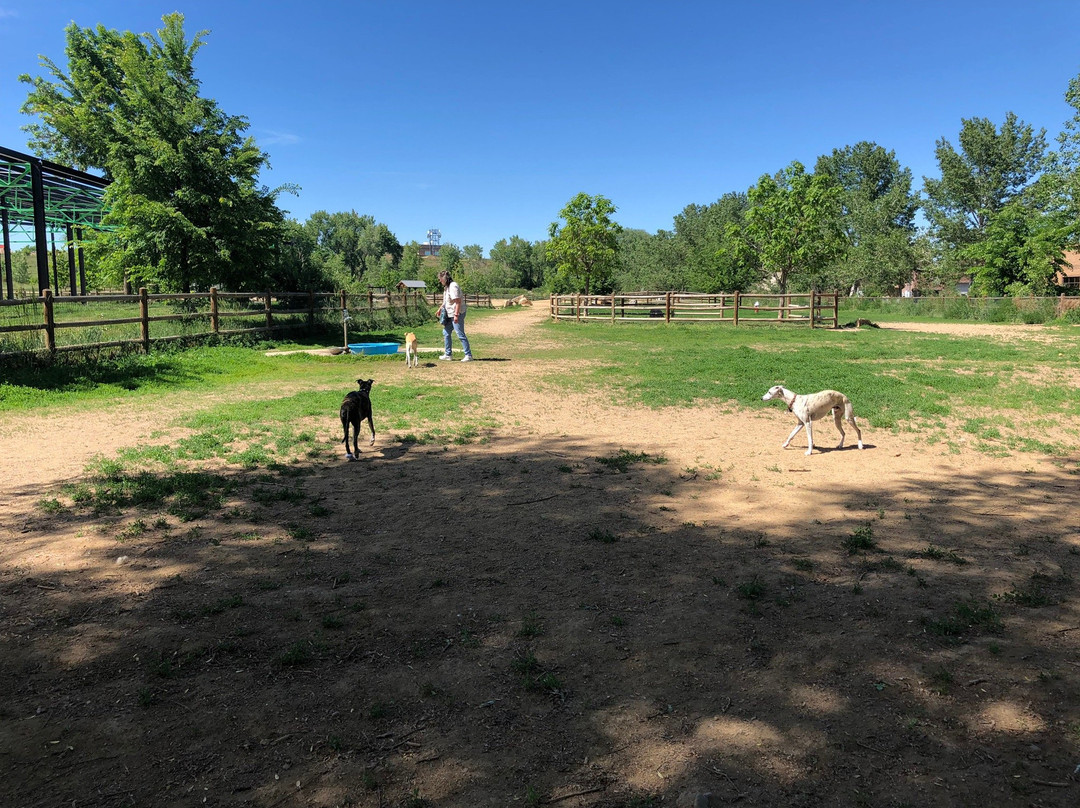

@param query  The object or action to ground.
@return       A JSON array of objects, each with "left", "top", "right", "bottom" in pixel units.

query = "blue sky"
[{"left": 2, "top": 1, "right": 1080, "bottom": 254}]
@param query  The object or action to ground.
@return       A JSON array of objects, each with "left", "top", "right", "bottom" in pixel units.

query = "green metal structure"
[{"left": 0, "top": 144, "right": 110, "bottom": 299}]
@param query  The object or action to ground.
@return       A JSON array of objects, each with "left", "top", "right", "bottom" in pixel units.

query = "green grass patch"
[
  {"left": 595, "top": 449, "right": 667, "bottom": 473},
  {"left": 5, "top": 312, "right": 1078, "bottom": 461}
]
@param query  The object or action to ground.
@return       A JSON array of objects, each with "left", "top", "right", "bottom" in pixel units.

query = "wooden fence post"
[
  {"left": 733, "top": 291, "right": 740, "bottom": 326},
  {"left": 367, "top": 288, "right": 374, "bottom": 311},
  {"left": 308, "top": 291, "right": 315, "bottom": 329},
  {"left": 665, "top": 292, "right": 672, "bottom": 322},
  {"left": 264, "top": 290, "right": 272, "bottom": 331},
  {"left": 611, "top": 294, "right": 616, "bottom": 322},
  {"left": 832, "top": 292, "right": 838, "bottom": 328},
  {"left": 139, "top": 287, "right": 150, "bottom": 352},
  {"left": 42, "top": 288, "right": 56, "bottom": 353},
  {"left": 210, "top": 286, "right": 219, "bottom": 334}
]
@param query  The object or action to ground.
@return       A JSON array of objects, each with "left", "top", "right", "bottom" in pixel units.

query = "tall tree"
[
  {"left": 304, "top": 211, "right": 402, "bottom": 284},
  {"left": 399, "top": 240, "right": 423, "bottom": 280},
  {"left": 461, "top": 244, "right": 484, "bottom": 285},
  {"left": 20, "top": 14, "right": 291, "bottom": 291},
  {"left": 490, "top": 235, "right": 536, "bottom": 289},
  {"left": 614, "top": 228, "right": 684, "bottom": 292},
  {"left": 962, "top": 200, "right": 1064, "bottom": 295},
  {"left": 546, "top": 192, "right": 622, "bottom": 295},
  {"left": 726, "top": 162, "right": 844, "bottom": 294},
  {"left": 439, "top": 243, "right": 463, "bottom": 280},
  {"left": 923, "top": 113, "right": 1047, "bottom": 281},
  {"left": 814, "top": 142, "right": 919, "bottom": 295},
  {"left": 672, "top": 193, "right": 754, "bottom": 292}
]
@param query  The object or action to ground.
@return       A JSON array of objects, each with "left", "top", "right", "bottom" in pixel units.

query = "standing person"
[{"left": 436, "top": 269, "right": 473, "bottom": 362}]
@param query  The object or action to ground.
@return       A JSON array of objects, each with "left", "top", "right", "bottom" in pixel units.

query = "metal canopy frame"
[{"left": 0, "top": 144, "right": 111, "bottom": 298}]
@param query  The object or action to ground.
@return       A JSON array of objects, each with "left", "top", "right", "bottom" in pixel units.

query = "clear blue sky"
[{"left": 2, "top": 1, "right": 1080, "bottom": 255}]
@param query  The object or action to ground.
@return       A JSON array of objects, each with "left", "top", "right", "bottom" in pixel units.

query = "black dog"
[{"left": 340, "top": 378, "right": 375, "bottom": 460}]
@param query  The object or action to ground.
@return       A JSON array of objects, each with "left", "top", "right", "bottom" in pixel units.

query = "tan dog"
[{"left": 404, "top": 332, "right": 419, "bottom": 368}]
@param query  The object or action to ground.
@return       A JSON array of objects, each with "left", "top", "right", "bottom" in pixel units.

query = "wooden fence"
[
  {"left": 425, "top": 292, "right": 493, "bottom": 308},
  {"left": 0, "top": 287, "right": 428, "bottom": 356},
  {"left": 549, "top": 291, "right": 838, "bottom": 327}
]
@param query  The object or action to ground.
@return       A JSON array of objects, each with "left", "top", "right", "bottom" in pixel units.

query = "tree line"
[{"left": 18, "top": 14, "right": 1080, "bottom": 298}]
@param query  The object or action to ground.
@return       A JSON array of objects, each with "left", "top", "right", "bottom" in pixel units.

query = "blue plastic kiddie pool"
[{"left": 347, "top": 342, "right": 399, "bottom": 355}]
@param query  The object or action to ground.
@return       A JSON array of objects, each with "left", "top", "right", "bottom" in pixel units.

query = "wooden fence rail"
[
  {"left": 0, "top": 287, "right": 428, "bottom": 357},
  {"left": 425, "top": 292, "right": 493, "bottom": 308},
  {"left": 549, "top": 291, "right": 838, "bottom": 327}
]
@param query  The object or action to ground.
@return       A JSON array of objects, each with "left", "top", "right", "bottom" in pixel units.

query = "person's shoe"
[
  {"left": 460, "top": 355, "right": 473, "bottom": 362},
  {"left": 438, "top": 354, "right": 452, "bottom": 360}
]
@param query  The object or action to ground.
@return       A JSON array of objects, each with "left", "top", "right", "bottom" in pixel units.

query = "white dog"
[
  {"left": 761, "top": 385, "right": 864, "bottom": 455},
  {"left": 404, "top": 332, "right": 419, "bottom": 368}
]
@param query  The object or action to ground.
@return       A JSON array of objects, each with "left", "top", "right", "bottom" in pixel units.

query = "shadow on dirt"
[{"left": 2, "top": 435, "right": 1078, "bottom": 807}]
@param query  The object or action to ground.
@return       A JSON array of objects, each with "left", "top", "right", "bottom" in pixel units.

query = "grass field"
[{"left": 3, "top": 311, "right": 1079, "bottom": 458}]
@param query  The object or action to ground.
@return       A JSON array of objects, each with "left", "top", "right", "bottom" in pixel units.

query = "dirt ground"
[{"left": 2, "top": 307, "right": 1079, "bottom": 808}]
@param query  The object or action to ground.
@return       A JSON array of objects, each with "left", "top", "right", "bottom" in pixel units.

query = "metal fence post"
[{"left": 42, "top": 288, "right": 56, "bottom": 353}]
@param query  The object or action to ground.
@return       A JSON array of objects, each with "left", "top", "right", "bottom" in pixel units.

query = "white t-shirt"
[{"left": 443, "top": 281, "right": 467, "bottom": 316}]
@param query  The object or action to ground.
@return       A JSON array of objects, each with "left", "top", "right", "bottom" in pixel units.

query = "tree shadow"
[{"left": 2, "top": 436, "right": 1078, "bottom": 807}]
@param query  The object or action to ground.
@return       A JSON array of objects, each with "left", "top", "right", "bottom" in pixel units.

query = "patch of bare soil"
[{"left": 2, "top": 309, "right": 1079, "bottom": 807}]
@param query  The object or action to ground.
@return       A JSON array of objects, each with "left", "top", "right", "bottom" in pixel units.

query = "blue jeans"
[{"left": 442, "top": 311, "right": 472, "bottom": 357}]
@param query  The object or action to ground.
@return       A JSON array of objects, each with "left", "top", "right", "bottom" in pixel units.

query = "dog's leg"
[
  {"left": 782, "top": 422, "right": 803, "bottom": 449},
  {"left": 847, "top": 405, "right": 864, "bottom": 449},
  {"left": 804, "top": 420, "right": 814, "bottom": 455},
  {"left": 342, "top": 415, "right": 353, "bottom": 460},
  {"left": 832, "top": 408, "right": 846, "bottom": 449},
  {"left": 366, "top": 413, "right": 375, "bottom": 446}
]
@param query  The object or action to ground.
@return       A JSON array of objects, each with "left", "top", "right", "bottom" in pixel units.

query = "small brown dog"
[{"left": 404, "top": 332, "right": 419, "bottom": 368}]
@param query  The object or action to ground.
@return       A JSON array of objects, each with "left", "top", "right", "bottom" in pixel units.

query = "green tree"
[
  {"left": 923, "top": 113, "right": 1047, "bottom": 281},
  {"left": 614, "top": 228, "right": 685, "bottom": 292},
  {"left": 20, "top": 14, "right": 291, "bottom": 292},
  {"left": 490, "top": 236, "right": 534, "bottom": 289},
  {"left": 546, "top": 192, "right": 622, "bottom": 295},
  {"left": 399, "top": 241, "right": 423, "bottom": 281},
  {"left": 962, "top": 200, "right": 1064, "bottom": 295},
  {"left": 531, "top": 239, "right": 555, "bottom": 291},
  {"left": 461, "top": 244, "right": 484, "bottom": 286},
  {"left": 303, "top": 210, "right": 402, "bottom": 287},
  {"left": 439, "top": 243, "right": 463, "bottom": 280},
  {"left": 814, "top": 142, "right": 918, "bottom": 295},
  {"left": 260, "top": 218, "right": 334, "bottom": 292},
  {"left": 672, "top": 193, "right": 754, "bottom": 292},
  {"left": 727, "top": 162, "right": 844, "bottom": 294}
]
